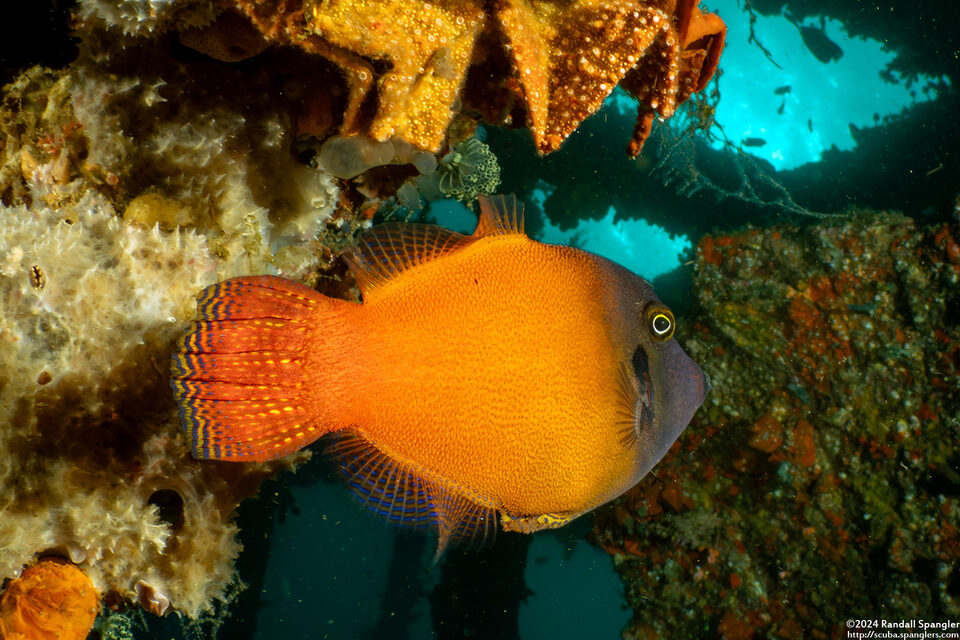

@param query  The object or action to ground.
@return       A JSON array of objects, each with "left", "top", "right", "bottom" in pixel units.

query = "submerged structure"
[
  {"left": 0, "top": 0, "right": 726, "bottom": 632},
  {"left": 593, "top": 212, "right": 960, "bottom": 637}
]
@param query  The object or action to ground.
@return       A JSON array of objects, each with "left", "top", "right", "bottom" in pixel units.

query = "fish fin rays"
[
  {"left": 171, "top": 276, "right": 330, "bottom": 461},
  {"left": 342, "top": 194, "right": 525, "bottom": 301},
  {"left": 474, "top": 194, "right": 525, "bottom": 237},
  {"left": 615, "top": 359, "right": 654, "bottom": 449},
  {"left": 326, "top": 430, "right": 498, "bottom": 559},
  {"left": 343, "top": 223, "right": 473, "bottom": 300},
  {"left": 194, "top": 275, "right": 322, "bottom": 322}
]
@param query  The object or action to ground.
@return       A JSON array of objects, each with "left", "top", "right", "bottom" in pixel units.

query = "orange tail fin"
[{"left": 171, "top": 276, "right": 329, "bottom": 462}]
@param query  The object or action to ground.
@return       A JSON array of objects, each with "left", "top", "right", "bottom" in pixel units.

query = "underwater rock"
[
  {"left": 593, "top": 211, "right": 960, "bottom": 638},
  {"left": 75, "top": 0, "right": 219, "bottom": 36},
  {"left": 0, "top": 192, "right": 307, "bottom": 618},
  {"left": 0, "top": 13, "right": 351, "bottom": 620},
  {"left": 0, "top": 62, "right": 343, "bottom": 280}
]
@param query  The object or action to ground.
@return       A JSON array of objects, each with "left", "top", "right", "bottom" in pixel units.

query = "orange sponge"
[{"left": 0, "top": 558, "right": 99, "bottom": 640}]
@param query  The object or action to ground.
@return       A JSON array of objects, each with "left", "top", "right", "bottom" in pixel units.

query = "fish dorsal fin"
[
  {"left": 342, "top": 222, "right": 472, "bottom": 300},
  {"left": 473, "top": 194, "right": 525, "bottom": 237},
  {"left": 326, "top": 430, "right": 498, "bottom": 560}
]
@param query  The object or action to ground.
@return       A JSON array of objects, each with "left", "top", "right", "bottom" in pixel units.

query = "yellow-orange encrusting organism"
[
  {"left": 172, "top": 195, "right": 707, "bottom": 555},
  {"left": 0, "top": 558, "right": 99, "bottom": 640},
  {"left": 214, "top": 0, "right": 726, "bottom": 155}
]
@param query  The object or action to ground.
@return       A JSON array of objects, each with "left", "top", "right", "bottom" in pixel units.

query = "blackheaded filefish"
[{"left": 171, "top": 195, "right": 707, "bottom": 554}]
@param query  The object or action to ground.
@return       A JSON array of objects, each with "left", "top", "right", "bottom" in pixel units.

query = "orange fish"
[{"left": 171, "top": 195, "right": 706, "bottom": 553}]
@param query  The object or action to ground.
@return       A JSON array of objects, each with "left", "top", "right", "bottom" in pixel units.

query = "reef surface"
[
  {"left": 0, "top": 19, "right": 344, "bottom": 628},
  {"left": 593, "top": 212, "right": 960, "bottom": 638}
]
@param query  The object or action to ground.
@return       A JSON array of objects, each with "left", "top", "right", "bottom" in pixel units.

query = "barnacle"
[{"left": 433, "top": 138, "right": 500, "bottom": 202}]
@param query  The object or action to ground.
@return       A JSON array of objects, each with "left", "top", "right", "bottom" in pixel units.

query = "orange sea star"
[{"left": 217, "top": 0, "right": 726, "bottom": 155}]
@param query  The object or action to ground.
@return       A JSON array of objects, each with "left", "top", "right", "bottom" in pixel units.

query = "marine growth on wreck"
[
  {"left": 593, "top": 214, "right": 960, "bottom": 638},
  {"left": 0, "top": 0, "right": 727, "bottom": 632},
  {"left": 3, "top": 0, "right": 957, "bottom": 637}
]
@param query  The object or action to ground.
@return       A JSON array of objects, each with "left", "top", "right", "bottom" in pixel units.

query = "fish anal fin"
[
  {"left": 326, "top": 430, "right": 498, "bottom": 559},
  {"left": 343, "top": 222, "right": 472, "bottom": 300},
  {"left": 499, "top": 512, "right": 575, "bottom": 534},
  {"left": 474, "top": 194, "right": 525, "bottom": 237}
]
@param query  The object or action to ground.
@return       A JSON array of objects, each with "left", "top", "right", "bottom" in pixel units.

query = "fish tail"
[{"left": 171, "top": 275, "right": 331, "bottom": 462}]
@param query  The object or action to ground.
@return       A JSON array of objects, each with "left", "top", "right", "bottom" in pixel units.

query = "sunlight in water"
[{"left": 706, "top": 0, "right": 949, "bottom": 170}]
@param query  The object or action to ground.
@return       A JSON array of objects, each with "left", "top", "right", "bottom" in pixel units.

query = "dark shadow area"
[
  {"left": 373, "top": 533, "right": 429, "bottom": 640},
  {"left": 0, "top": 0, "right": 78, "bottom": 86},
  {"left": 206, "top": 454, "right": 343, "bottom": 640},
  {"left": 486, "top": 86, "right": 958, "bottom": 242},
  {"left": 749, "top": 0, "right": 960, "bottom": 82},
  {"left": 430, "top": 533, "right": 533, "bottom": 640}
]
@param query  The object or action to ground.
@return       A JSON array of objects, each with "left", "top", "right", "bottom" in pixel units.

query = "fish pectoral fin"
[
  {"left": 499, "top": 511, "right": 576, "bottom": 534},
  {"left": 615, "top": 358, "right": 654, "bottom": 449}
]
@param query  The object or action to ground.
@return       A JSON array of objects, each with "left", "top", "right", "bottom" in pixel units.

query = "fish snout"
[{"left": 635, "top": 341, "right": 708, "bottom": 478}]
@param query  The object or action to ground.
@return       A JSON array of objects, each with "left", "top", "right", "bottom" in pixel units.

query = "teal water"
[{"left": 248, "top": 463, "right": 630, "bottom": 640}]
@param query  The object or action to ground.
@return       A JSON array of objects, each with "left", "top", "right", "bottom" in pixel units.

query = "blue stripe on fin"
[{"left": 325, "top": 430, "right": 498, "bottom": 559}]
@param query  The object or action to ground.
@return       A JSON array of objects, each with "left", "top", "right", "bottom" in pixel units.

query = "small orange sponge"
[{"left": 0, "top": 558, "right": 99, "bottom": 640}]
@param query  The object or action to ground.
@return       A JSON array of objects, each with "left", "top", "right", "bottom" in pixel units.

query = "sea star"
[{"left": 215, "top": 0, "right": 725, "bottom": 155}]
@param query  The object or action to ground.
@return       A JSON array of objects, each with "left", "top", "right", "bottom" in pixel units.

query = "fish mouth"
[{"left": 655, "top": 340, "right": 708, "bottom": 429}]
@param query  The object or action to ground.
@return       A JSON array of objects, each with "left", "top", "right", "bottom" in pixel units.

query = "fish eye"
[{"left": 646, "top": 305, "right": 675, "bottom": 341}]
